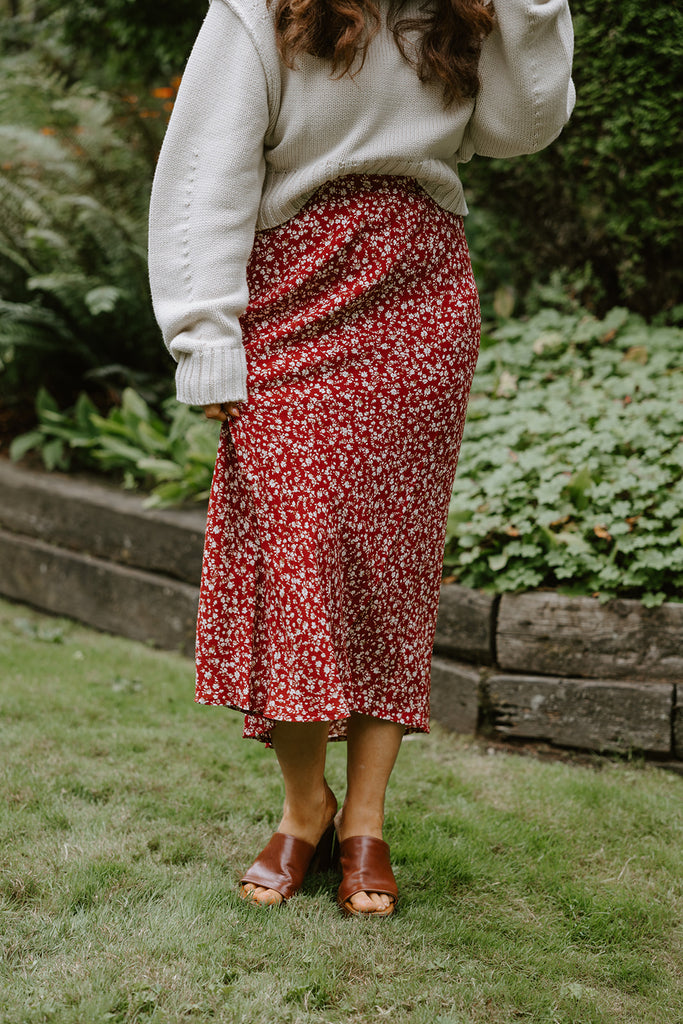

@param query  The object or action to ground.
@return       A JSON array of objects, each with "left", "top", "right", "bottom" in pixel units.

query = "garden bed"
[{"left": 1, "top": 460, "right": 680, "bottom": 761}]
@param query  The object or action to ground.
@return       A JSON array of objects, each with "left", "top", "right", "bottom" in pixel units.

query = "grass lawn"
[{"left": 1, "top": 597, "right": 681, "bottom": 1024}]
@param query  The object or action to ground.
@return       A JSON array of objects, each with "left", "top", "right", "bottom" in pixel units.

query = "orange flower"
[
  {"left": 163, "top": 101, "right": 174, "bottom": 113},
  {"left": 171, "top": 76, "right": 182, "bottom": 91},
  {"left": 40, "top": 127, "right": 56, "bottom": 136},
  {"left": 151, "top": 86, "right": 174, "bottom": 99},
  {"left": 139, "top": 110, "right": 161, "bottom": 119}
]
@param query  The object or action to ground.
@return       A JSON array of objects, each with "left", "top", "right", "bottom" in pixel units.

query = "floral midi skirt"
[{"left": 194, "top": 174, "right": 481, "bottom": 744}]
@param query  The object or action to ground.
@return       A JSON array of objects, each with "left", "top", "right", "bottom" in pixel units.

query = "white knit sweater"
[{"left": 148, "top": 0, "right": 575, "bottom": 406}]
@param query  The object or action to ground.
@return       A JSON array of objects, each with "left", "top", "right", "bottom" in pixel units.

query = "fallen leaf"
[
  {"left": 549, "top": 515, "right": 571, "bottom": 527},
  {"left": 493, "top": 285, "right": 515, "bottom": 319},
  {"left": 622, "top": 345, "right": 648, "bottom": 364},
  {"left": 495, "top": 370, "right": 518, "bottom": 398}
]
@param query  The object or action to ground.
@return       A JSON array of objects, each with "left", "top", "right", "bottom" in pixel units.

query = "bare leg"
[
  {"left": 335, "top": 712, "right": 405, "bottom": 913},
  {"left": 241, "top": 720, "right": 336, "bottom": 906}
]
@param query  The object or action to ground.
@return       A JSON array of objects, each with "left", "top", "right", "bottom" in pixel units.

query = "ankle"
[
  {"left": 335, "top": 803, "right": 384, "bottom": 843},
  {"left": 278, "top": 785, "right": 337, "bottom": 845}
]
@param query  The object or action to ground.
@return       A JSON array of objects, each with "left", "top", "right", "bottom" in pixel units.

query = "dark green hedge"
[
  {"left": 462, "top": 1, "right": 683, "bottom": 318},
  {"left": 11, "top": 0, "right": 205, "bottom": 87}
]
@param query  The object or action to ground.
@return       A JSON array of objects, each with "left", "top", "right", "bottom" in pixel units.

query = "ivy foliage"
[
  {"left": 445, "top": 307, "right": 683, "bottom": 606},
  {"left": 461, "top": 0, "right": 683, "bottom": 318}
]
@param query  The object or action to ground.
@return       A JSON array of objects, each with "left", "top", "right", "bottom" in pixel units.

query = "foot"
[
  {"left": 334, "top": 807, "right": 395, "bottom": 915},
  {"left": 241, "top": 782, "right": 337, "bottom": 906}
]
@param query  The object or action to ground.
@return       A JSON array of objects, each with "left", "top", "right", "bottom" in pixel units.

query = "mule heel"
[{"left": 309, "top": 822, "right": 337, "bottom": 873}]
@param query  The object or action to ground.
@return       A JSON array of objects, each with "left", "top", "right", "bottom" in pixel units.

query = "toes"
[
  {"left": 240, "top": 884, "right": 282, "bottom": 907},
  {"left": 370, "top": 892, "right": 392, "bottom": 912},
  {"left": 347, "top": 890, "right": 394, "bottom": 914},
  {"left": 259, "top": 888, "right": 283, "bottom": 906},
  {"left": 348, "top": 891, "right": 375, "bottom": 913}
]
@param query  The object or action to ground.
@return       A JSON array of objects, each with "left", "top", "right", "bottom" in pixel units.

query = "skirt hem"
[{"left": 193, "top": 695, "right": 430, "bottom": 746}]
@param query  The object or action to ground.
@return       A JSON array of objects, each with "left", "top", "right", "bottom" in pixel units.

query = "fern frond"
[{"left": 0, "top": 43, "right": 167, "bottom": 399}]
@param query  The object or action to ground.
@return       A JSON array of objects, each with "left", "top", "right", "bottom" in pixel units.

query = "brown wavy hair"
[{"left": 268, "top": 0, "right": 496, "bottom": 105}]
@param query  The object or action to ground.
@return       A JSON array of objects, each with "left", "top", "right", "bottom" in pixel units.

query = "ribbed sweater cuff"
[{"left": 174, "top": 345, "right": 248, "bottom": 406}]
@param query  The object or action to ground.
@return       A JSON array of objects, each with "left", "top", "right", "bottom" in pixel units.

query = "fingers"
[
  {"left": 202, "top": 402, "right": 242, "bottom": 422},
  {"left": 202, "top": 403, "right": 226, "bottom": 422},
  {"left": 222, "top": 403, "right": 242, "bottom": 420}
]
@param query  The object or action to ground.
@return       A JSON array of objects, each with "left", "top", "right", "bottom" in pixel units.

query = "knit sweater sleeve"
[
  {"left": 459, "top": 0, "right": 576, "bottom": 161},
  {"left": 148, "top": 0, "right": 270, "bottom": 406}
]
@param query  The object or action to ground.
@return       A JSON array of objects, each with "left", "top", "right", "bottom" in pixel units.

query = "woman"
[{"left": 148, "top": 0, "right": 574, "bottom": 916}]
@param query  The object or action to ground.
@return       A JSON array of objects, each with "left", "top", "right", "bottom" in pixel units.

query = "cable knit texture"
[{"left": 148, "top": 0, "right": 575, "bottom": 406}]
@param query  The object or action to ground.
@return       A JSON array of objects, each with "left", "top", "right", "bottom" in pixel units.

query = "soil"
[{"left": 473, "top": 732, "right": 683, "bottom": 776}]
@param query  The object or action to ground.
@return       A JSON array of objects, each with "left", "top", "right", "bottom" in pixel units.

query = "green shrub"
[
  {"left": 2, "top": 0, "right": 202, "bottom": 89},
  {"left": 462, "top": 0, "right": 683, "bottom": 319},
  {"left": 0, "top": 47, "right": 173, "bottom": 405},
  {"left": 55, "top": 0, "right": 203, "bottom": 88}
]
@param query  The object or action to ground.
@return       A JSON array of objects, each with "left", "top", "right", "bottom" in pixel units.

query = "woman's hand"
[{"left": 202, "top": 403, "right": 242, "bottom": 422}]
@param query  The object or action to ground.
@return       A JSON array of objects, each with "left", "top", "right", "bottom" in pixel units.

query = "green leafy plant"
[
  {"left": 56, "top": 0, "right": 203, "bottom": 87},
  {"left": 10, "top": 387, "right": 219, "bottom": 508},
  {"left": 444, "top": 306, "right": 683, "bottom": 605}
]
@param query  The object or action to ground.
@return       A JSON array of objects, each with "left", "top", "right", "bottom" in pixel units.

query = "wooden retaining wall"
[{"left": 1, "top": 460, "right": 680, "bottom": 760}]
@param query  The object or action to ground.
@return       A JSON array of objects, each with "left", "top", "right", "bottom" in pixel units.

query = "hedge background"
[
  {"left": 51, "top": 0, "right": 683, "bottom": 318},
  {"left": 461, "top": 0, "right": 683, "bottom": 319}
]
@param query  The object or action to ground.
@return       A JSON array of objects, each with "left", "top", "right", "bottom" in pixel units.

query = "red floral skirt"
[{"left": 194, "top": 175, "right": 480, "bottom": 744}]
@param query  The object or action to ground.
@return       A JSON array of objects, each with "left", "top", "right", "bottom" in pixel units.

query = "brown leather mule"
[
  {"left": 240, "top": 821, "right": 337, "bottom": 904},
  {"left": 337, "top": 835, "right": 398, "bottom": 917}
]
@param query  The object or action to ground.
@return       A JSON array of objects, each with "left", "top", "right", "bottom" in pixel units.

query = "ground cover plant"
[
  {"left": 9, "top": 387, "right": 219, "bottom": 508},
  {"left": 444, "top": 305, "right": 683, "bottom": 605},
  {"left": 0, "top": 598, "right": 681, "bottom": 1023},
  {"left": 11, "top": 303, "right": 683, "bottom": 605}
]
